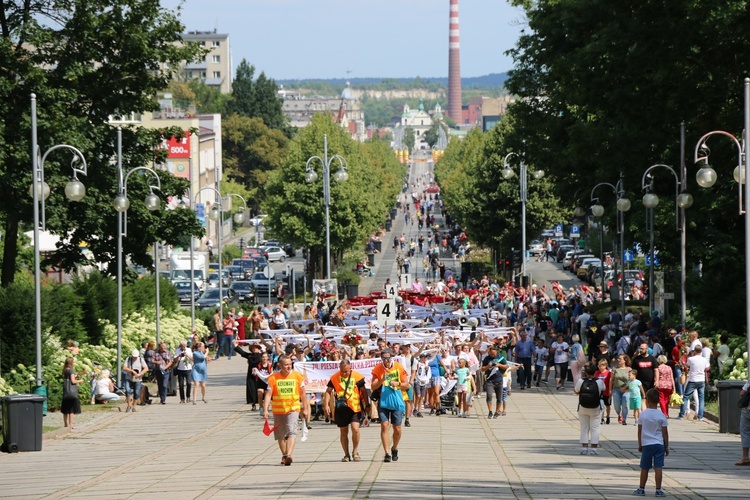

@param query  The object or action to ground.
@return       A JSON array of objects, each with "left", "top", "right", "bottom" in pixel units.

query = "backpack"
[{"left": 579, "top": 379, "right": 601, "bottom": 409}]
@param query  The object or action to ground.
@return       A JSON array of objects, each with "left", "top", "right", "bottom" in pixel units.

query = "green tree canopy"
[{"left": 0, "top": 0, "right": 205, "bottom": 285}]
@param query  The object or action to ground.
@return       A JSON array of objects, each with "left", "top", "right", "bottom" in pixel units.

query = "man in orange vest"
[
  {"left": 263, "top": 354, "right": 309, "bottom": 466},
  {"left": 324, "top": 359, "right": 370, "bottom": 462},
  {"left": 371, "top": 349, "right": 411, "bottom": 463}
]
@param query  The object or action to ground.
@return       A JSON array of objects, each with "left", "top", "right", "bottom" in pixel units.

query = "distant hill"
[{"left": 278, "top": 73, "right": 508, "bottom": 91}]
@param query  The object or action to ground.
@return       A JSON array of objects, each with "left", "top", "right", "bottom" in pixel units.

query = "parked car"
[
  {"left": 262, "top": 246, "right": 286, "bottom": 262},
  {"left": 209, "top": 262, "right": 220, "bottom": 272},
  {"left": 563, "top": 249, "right": 587, "bottom": 270},
  {"left": 244, "top": 247, "right": 263, "bottom": 259},
  {"left": 250, "top": 271, "right": 278, "bottom": 296},
  {"left": 228, "top": 281, "right": 256, "bottom": 304},
  {"left": 173, "top": 280, "right": 201, "bottom": 304},
  {"left": 196, "top": 288, "right": 230, "bottom": 310},
  {"left": 206, "top": 270, "right": 229, "bottom": 288},
  {"left": 555, "top": 245, "right": 575, "bottom": 263},
  {"left": 576, "top": 258, "right": 601, "bottom": 280},
  {"left": 225, "top": 265, "right": 244, "bottom": 281},
  {"left": 571, "top": 254, "right": 595, "bottom": 274},
  {"left": 232, "top": 258, "right": 257, "bottom": 279},
  {"left": 528, "top": 240, "right": 544, "bottom": 256}
]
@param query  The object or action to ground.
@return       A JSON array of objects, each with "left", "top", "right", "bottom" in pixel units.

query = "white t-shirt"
[
  {"left": 577, "top": 313, "right": 591, "bottom": 329},
  {"left": 638, "top": 408, "right": 668, "bottom": 446},
  {"left": 95, "top": 378, "right": 111, "bottom": 396},
  {"left": 690, "top": 339, "right": 702, "bottom": 352},
  {"left": 551, "top": 342, "right": 570, "bottom": 363},
  {"left": 717, "top": 344, "right": 731, "bottom": 368},
  {"left": 534, "top": 346, "right": 549, "bottom": 366},
  {"left": 687, "top": 355, "right": 709, "bottom": 383}
]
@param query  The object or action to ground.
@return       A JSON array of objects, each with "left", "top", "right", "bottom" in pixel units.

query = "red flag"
[{"left": 263, "top": 416, "right": 280, "bottom": 436}]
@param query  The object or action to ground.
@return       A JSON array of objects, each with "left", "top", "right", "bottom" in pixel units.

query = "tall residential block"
[{"left": 447, "top": 0, "right": 462, "bottom": 123}]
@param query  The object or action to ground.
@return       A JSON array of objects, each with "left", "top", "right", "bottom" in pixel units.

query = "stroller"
[{"left": 439, "top": 378, "right": 458, "bottom": 415}]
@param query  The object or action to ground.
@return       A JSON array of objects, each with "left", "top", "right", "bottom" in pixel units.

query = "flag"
[{"left": 263, "top": 417, "right": 280, "bottom": 436}]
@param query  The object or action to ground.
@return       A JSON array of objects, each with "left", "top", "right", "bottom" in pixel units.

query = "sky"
[{"left": 162, "top": 0, "right": 527, "bottom": 80}]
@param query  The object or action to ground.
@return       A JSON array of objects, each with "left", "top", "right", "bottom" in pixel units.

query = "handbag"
[
  {"left": 63, "top": 373, "right": 79, "bottom": 400},
  {"left": 335, "top": 375, "right": 353, "bottom": 410},
  {"left": 679, "top": 371, "right": 687, "bottom": 386}
]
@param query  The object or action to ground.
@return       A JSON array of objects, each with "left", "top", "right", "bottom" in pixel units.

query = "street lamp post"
[
  {"left": 30, "top": 94, "right": 88, "bottom": 386},
  {"left": 640, "top": 164, "right": 693, "bottom": 322},
  {"left": 501, "top": 152, "right": 544, "bottom": 279},
  {"left": 305, "top": 134, "right": 349, "bottom": 280},
  {"left": 113, "top": 128, "right": 162, "bottom": 386},
  {"left": 590, "top": 173, "right": 630, "bottom": 322},
  {"left": 692, "top": 77, "right": 750, "bottom": 354}
]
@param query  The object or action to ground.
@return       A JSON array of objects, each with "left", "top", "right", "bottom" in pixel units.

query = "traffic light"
[
  {"left": 511, "top": 250, "right": 522, "bottom": 270},
  {"left": 504, "top": 258, "right": 511, "bottom": 272},
  {"left": 238, "top": 237, "right": 244, "bottom": 249}
]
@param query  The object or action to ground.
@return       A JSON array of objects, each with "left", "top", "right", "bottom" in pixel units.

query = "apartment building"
[{"left": 179, "top": 30, "right": 232, "bottom": 94}]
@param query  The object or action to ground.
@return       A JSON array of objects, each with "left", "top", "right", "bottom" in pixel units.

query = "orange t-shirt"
[
  {"left": 268, "top": 370, "right": 305, "bottom": 415},
  {"left": 329, "top": 371, "right": 366, "bottom": 412}
]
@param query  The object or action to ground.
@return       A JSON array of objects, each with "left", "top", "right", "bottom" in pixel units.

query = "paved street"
[{"left": 1, "top": 355, "right": 747, "bottom": 499}]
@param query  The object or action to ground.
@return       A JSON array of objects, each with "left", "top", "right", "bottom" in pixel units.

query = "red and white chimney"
[{"left": 448, "top": 0, "right": 462, "bottom": 124}]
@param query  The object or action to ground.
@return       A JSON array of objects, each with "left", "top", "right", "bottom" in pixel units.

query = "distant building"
[
  {"left": 481, "top": 95, "right": 514, "bottom": 132},
  {"left": 280, "top": 83, "right": 366, "bottom": 142},
  {"left": 401, "top": 99, "right": 436, "bottom": 140},
  {"left": 461, "top": 96, "right": 482, "bottom": 126},
  {"left": 178, "top": 31, "right": 232, "bottom": 94}
]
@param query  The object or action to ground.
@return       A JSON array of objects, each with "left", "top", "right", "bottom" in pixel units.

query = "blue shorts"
[
  {"left": 124, "top": 379, "right": 141, "bottom": 398},
  {"left": 502, "top": 386, "right": 509, "bottom": 403},
  {"left": 640, "top": 444, "right": 665, "bottom": 470},
  {"left": 378, "top": 407, "right": 404, "bottom": 426}
]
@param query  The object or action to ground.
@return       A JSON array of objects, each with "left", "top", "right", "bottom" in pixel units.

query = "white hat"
[
  {"left": 237, "top": 311, "right": 244, "bottom": 317},
  {"left": 131, "top": 349, "right": 140, "bottom": 357}
]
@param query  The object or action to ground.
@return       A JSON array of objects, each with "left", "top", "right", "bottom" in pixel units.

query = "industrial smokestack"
[{"left": 448, "top": 0, "right": 462, "bottom": 124}]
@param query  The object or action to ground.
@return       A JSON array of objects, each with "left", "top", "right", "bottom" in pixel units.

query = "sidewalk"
[{"left": 1, "top": 352, "right": 747, "bottom": 499}]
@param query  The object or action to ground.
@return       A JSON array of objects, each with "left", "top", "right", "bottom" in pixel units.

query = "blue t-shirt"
[
  {"left": 456, "top": 367, "right": 470, "bottom": 385},
  {"left": 482, "top": 354, "right": 507, "bottom": 383}
]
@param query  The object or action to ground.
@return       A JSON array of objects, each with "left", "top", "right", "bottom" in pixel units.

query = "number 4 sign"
[
  {"left": 399, "top": 274, "right": 411, "bottom": 288},
  {"left": 377, "top": 299, "right": 396, "bottom": 327},
  {"left": 385, "top": 284, "right": 397, "bottom": 298}
]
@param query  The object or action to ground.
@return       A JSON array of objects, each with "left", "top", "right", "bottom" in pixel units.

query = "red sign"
[{"left": 165, "top": 132, "right": 191, "bottom": 158}]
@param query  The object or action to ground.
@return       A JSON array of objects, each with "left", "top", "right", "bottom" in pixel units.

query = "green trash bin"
[
  {"left": 1, "top": 394, "right": 45, "bottom": 452},
  {"left": 717, "top": 380, "right": 745, "bottom": 434},
  {"left": 32, "top": 384, "right": 48, "bottom": 416}
]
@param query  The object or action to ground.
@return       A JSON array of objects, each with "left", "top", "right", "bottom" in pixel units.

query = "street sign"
[
  {"left": 633, "top": 242, "right": 643, "bottom": 256},
  {"left": 570, "top": 225, "right": 581, "bottom": 238},
  {"left": 399, "top": 274, "right": 411, "bottom": 288},
  {"left": 385, "top": 283, "right": 397, "bottom": 298},
  {"left": 554, "top": 223, "right": 563, "bottom": 237},
  {"left": 377, "top": 299, "right": 396, "bottom": 326},
  {"left": 262, "top": 265, "right": 275, "bottom": 279},
  {"left": 624, "top": 250, "right": 634, "bottom": 263},
  {"left": 645, "top": 254, "right": 661, "bottom": 266},
  {"left": 657, "top": 292, "right": 675, "bottom": 300}
]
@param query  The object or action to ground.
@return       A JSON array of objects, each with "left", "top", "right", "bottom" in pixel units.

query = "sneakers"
[
  {"left": 391, "top": 448, "right": 399, "bottom": 461},
  {"left": 589, "top": 448, "right": 598, "bottom": 455},
  {"left": 430, "top": 409, "right": 436, "bottom": 415},
  {"left": 405, "top": 419, "right": 411, "bottom": 427},
  {"left": 125, "top": 406, "right": 131, "bottom": 413},
  {"left": 383, "top": 454, "right": 392, "bottom": 463},
  {"left": 416, "top": 412, "right": 423, "bottom": 418},
  {"left": 632, "top": 488, "right": 645, "bottom": 496},
  {"left": 655, "top": 489, "right": 667, "bottom": 497},
  {"left": 488, "top": 411, "right": 493, "bottom": 418},
  {"left": 580, "top": 448, "right": 589, "bottom": 455},
  {"left": 493, "top": 412, "right": 499, "bottom": 419}
]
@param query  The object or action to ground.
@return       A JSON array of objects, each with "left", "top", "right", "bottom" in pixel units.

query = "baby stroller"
[{"left": 439, "top": 378, "right": 458, "bottom": 415}]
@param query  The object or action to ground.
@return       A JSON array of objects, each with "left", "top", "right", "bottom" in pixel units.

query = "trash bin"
[
  {"left": 374, "top": 241, "right": 382, "bottom": 253},
  {"left": 346, "top": 284, "right": 359, "bottom": 299},
  {"left": 367, "top": 252, "right": 375, "bottom": 267},
  {"left": 390, "top": 208, "right": 397, "bottom": 220},
  {"left": 385, "top": 219, "right": 392, "bottom": 231},
  {"left": 717, "top": 380, "right": 745, "bottom": 434},
  {"left": 31, "top": 384, "right": 48, "bottom": 416},
  {"left": 1, "top": 394, "right": 45, "bottom": 453}
]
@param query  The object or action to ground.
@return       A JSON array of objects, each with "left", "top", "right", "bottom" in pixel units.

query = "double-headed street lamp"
[
  {"left": 590, "top": 173, "right": 630, "bottom": 321},
  {"left": 305, "top": 134, "right": 348, "bottom": 279},
  {"left": 30, "top": 94, "right": 88, "bottom": 386},
  {"left": 113, "top": 128, "right": 162, "bottom": 386},
  {"left": 501, "top": 152, "right": 544, "bottom": 279},
  {"left": 640, "top": 163, "right": 693, "bottom": 324},
  {"left": 692, "top": 77, "right": 750, "bottom": 354}
]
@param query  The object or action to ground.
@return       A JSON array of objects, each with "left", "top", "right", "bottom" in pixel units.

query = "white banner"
[{"left": 293, "top": 357, "right": 403, "bottom": 393}]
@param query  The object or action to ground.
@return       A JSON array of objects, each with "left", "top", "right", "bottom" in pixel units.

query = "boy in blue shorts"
[{"left": 633, "top": 388, "right": 669, "bottom": 497}]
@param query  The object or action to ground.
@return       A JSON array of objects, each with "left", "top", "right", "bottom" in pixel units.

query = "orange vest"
[
  {"left": 330, "top": 371, "right": 365, "bottom": 412},
  {"left": 268, "top": 371, "right": 305, "bottom": 415},
  {"left": 371, "top": 361, "right": 409, "bottom": 401}
]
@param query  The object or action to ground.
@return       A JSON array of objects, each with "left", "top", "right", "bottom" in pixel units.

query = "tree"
[
  {"left": 403, "top": 127, "right": 416, "bottom": 151},
  {"left": 169, "top": 80, "right": 231, "bottom": 115},
  {"left": 229, "top": 59, "right": 256, "bottom": 117},
  {"left": 229, "top": 59, "right": 291, "bottom": 136},
  {"left": 222, "top": 114, "right": 288, "bottom": 209},
  {"left": 503, "top": 0, "right": 750, "bottom": 331},
  {"left": 264, "top": 114, "right": 403, "bottom": 277},
  {"left": 0, "top": 0, "right": 206, "bottom": 285}
]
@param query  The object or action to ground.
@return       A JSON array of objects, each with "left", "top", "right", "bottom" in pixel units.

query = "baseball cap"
[{"left": 131, "top": 349, "right": 140, "bottom": 357}]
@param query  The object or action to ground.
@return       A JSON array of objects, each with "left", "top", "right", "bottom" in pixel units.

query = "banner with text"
[{"left": 293, "top": 357, "right": 403, "bottom": 393}]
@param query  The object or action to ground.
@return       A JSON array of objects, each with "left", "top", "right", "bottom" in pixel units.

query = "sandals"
[
  {"left": 353, "top": 453, "right": 361, "bottom": 462},
  {"left": 341, "top": 455, "right": 351, "bottom": 462},
  {"left": 735, "top": 459, "right": 750, "bottom": 466}
]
